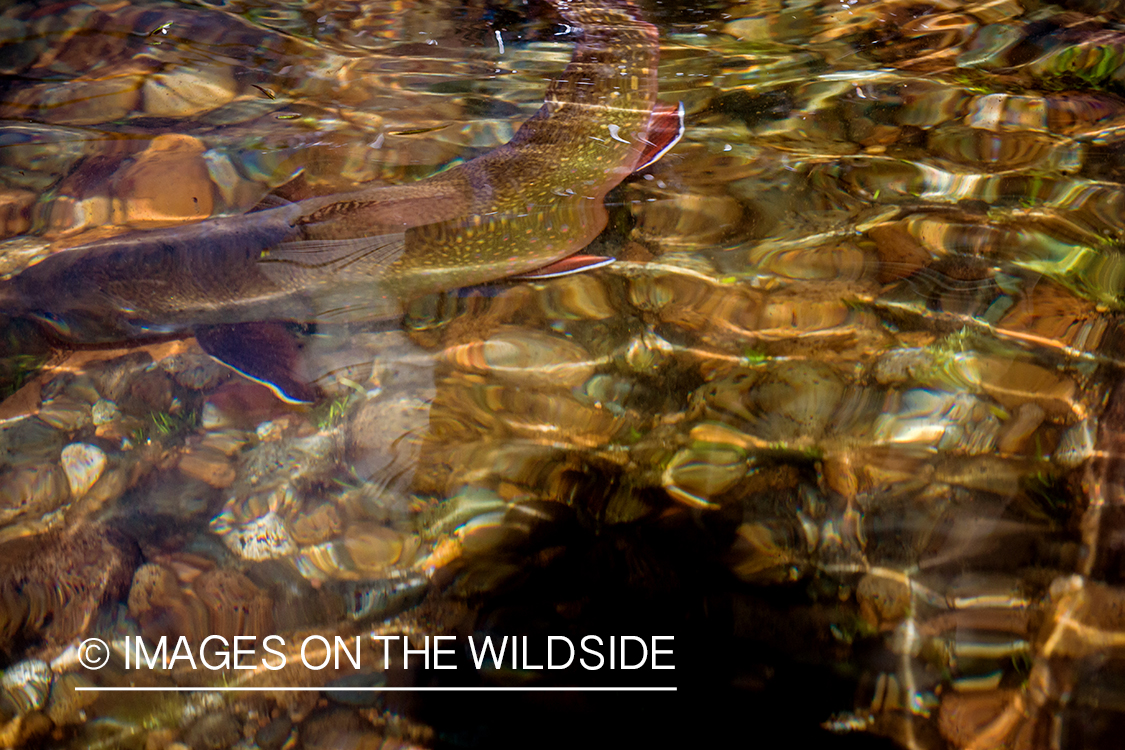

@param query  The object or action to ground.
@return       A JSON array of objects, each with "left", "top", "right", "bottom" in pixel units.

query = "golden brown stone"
[
  {"left": 0, "top": 189, "right": 34, "bottom": 239},
  {"left": 112, "top": 134, "right": 214, "bottom": 226},
  {"left": 178, "top": 448, "right": 236, "bottom": 488},
  {"left": 142, "top": 65, "right": 237, "bottom": 118}
]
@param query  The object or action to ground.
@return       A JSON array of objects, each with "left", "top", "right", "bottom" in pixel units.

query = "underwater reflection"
[{"left": 7, "top": 0, "right": 1125, "bottom": 748}]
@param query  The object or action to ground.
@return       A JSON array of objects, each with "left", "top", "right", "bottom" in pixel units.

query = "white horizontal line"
[{"left": 75, "top": 686, "right": 676, "bottom": 692}]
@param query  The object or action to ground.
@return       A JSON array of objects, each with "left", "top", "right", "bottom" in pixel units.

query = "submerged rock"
[
  {"left": 59, "top": 443, "right": 106, "bottom": 499},
  {"left": 0, "top": 523, "right": 137, "bottom": 656},
  {"left": 3, "top": 1, "right": 1125, "bottom": 747},
  {"left": 113, "top": 134, "right": 215, "bottom": 225}
]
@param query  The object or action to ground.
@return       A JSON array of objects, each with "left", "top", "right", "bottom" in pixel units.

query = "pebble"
[
  {"left": 216, "top": 510, "right": 296, "bottom": 561},
  {"left": 0, "top": 659, "right": 51, "bottom": 714},
  {"left": 255, "top": 716, "right": 294, "bottom": 750},
  {"left": 60, "top": 443, "right": 107, "bottom": 498},
  {"left": 36, "top": 397, "right": 91, "bottom": 432},
  {"left": 0, "top": 417, "right": 66, "bottom": 463},
  {"left": 1056, "top": 419, "right": 1096, "bottom": 469},
  {"left": 343, "top": 523, "right": 407, "bottom": 574},
  {"left": 0, "top": 464, "right": 69, "bottom": 530},
  {"left": 193, "top": 569, "right": 273, "bottom": 639},
  {"left": 39, "top": 67, "right": 145, "bottom": 125},
  {"left": 45, "top": 673, "right": 96, "bottom": 726},
  {"left": 159, "top": 349, "right": 227, "bottom": 391},
  {"left": 440, "top": 327, "right": 598, "bottom": 389},
  {"left": 288, "top": 502, "right": 342, "bottom": 546},
  {"left": 124, "top": 368, "right": 174, "bottom": 414},
  {"left": 142, "top": 65, "right": 237, "bottom": 119},
  {"left": 91, "top": 399, "right": 121, "bottom": 426},
  {"left": 178, "top": 447, "right": 236, "bottom": 488}
]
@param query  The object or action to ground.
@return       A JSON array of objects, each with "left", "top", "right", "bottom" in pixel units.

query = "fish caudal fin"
[
  {"left": 634, "top": 101, "right": 685, "bottom": 172},
  {"left": 194, "top": 322, "right": 317, "bottom": 404},
  {"left": 512, "top": 254, "right": 615, "bottom": 280}
]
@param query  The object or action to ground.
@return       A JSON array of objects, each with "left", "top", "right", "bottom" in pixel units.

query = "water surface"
[{"left": 2, "top": 0, "right": 1125, "bottom": 747}]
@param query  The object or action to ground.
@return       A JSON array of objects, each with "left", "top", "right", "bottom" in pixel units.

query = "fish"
[{"left": 0, "top": 0, "right": 683, "bottom": 403}]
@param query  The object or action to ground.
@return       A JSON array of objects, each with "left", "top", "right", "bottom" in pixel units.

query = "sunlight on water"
[{"left": 3, "top": 0, "right": 1125, "bottom": 747}]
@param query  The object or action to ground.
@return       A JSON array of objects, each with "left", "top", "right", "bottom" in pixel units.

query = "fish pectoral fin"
[
  {"left": 512, "top": 254, "right": 615, "bottom": 280},
  {"left": 194, "top": 322, "right": 317, "bottom": 404},
  {"left": 260, "top": 234, "right": 406, "bottom": 272},
  {"left": 633, "top": 101, "right": 685, "bottom": 172}
]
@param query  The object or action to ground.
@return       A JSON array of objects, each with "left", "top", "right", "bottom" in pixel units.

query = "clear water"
[{"left": 1, "top": 0, "right": 1125, "bottom": 747}]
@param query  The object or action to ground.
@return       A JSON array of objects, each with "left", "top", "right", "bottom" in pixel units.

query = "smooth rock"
[
  {"left": 91, "top": 399, "right": 120, "bottom": 426},
  {"left": 179, "top": 448, "right": 236, "bottom": 488},
  {"left": 112, "top": 134, "right": 214, "bottom": 225},
  {"left": 44, "top": 673, "right": 96, "bottom": 725},
  {"left": 216, "top": 510, "right": 296, "bottom": 561},
  {"left": 0, "top": 659, "right": 50, "bottom": 714},
  {"left": 60, "top": 443, "right": 107, "bottom": 498},
  {"left": 0, "top": 463, "right": 69, "bottom": 529},
  {"left": 36, "top": 397, "right": 91, "bottom": 432},
  {"left": 143, "top": 65, "right": 237, "bottom": 118}
]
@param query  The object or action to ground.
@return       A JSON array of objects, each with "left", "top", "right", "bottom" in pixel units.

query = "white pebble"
[{"left": 60, "top": 443, "right": 107, "bottom": 498}]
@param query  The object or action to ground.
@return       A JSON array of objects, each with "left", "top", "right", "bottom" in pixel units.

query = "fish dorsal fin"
[
  {"left": 249, "top": 194, "right": 296, "bottom": 212},
  {"left": 634, "top": 101, "right": 685, "bottom": 172},
  {"left": 194, "top": 322, "right": 317, "bottom": 404},
  {"left": 260, "top": 234, "right": 406, "bottom": 273}
]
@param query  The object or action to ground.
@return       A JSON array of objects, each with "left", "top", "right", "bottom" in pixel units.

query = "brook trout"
[{"left": 0, "top": 0, "right": 682, "bottom": 402}]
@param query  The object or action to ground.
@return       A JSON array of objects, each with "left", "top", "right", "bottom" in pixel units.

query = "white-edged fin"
[
  {"left": 220, "top": 362, "right": 312, "bottom": 405},
  {"left": 194, "top": 322, "right": 317, "bottom": 404},
  {"left": 261, "top": 234, "right": 406, "bottom": 272},
  {"left": 633, "top": 101, "right": 685, "bottom": 172},
  {"left": 512, "top": 254, "right": 615, "bottom": 280}
]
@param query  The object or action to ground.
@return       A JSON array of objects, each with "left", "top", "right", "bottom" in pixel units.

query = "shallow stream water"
[{"left": 2, "top": 0, "right": 1125, "bottom": 747}]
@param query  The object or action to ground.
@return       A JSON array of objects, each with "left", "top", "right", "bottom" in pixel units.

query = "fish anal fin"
[
  {"left": 512, "top": 254, "right": 614, "bottom": 280},
  {"left": 634, "top": 101, "right": 685, "bottom": 172},
  {"left": 194, "top": 322, "right": 317, "bottom": 404}
]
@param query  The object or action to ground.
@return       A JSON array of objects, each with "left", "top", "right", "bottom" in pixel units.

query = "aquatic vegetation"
[
  {"left": 127, "top": 405, "right": 199, "bottom": 446},
  {"left": 313, "top": 394, "right": 353, "bottom": 431},
  {"left": 0, "top": 353, "right": 46, "bottom": 401}
]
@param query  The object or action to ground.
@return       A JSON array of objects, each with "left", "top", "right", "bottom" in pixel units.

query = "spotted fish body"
[
  {"left": 262, "top": 0, "right": 669, "bottom": 316},
  {"left": 0, "top": 0, "right": 680, "bottom": 399}
]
